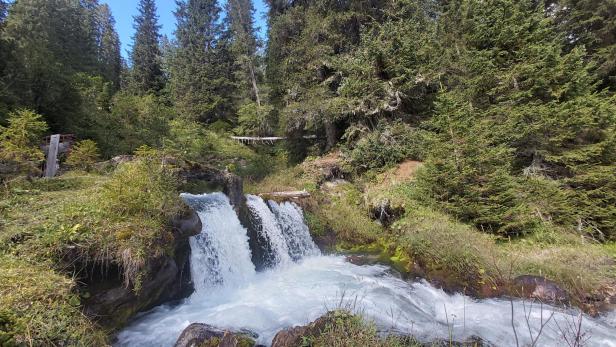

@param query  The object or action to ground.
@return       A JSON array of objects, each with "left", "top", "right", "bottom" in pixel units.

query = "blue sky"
[{"left": 100, "top": 0, "right": 269, "bottom": 58}]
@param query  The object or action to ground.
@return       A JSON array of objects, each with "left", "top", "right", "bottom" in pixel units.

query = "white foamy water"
[
  {"left": 180, "top": 193, "right": 255, "bottom": 291},
  {"left": 267, "top": 200, "right": 320, "bottom": 260},
  {"left": 116, "top": 194, "right": 616, "bottom": 347},
  {"left": 246, "top": 195, "right": 293, "bottom": 266}
]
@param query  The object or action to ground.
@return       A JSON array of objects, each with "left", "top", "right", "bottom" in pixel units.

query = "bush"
[
  {"left": 66, "top": 140, "right": 100, "bottom": 171},
  {"left": 235, "top": 102, "right": 275, "bottom": 136},
  {"left": 343, "top": 121, "right": 427, "bottom": 173},
  {"left": 0, "top": 109, "right": 48, "bottom": 178},
  {"left": 101, "top": 152, "right": 180, "bottom": 219}
]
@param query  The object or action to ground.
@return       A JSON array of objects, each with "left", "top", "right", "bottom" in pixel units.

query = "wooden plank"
[{"left": 45, "top": 134, "right": 60, "bottom": 178}]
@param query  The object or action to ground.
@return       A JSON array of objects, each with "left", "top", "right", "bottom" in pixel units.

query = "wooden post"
[{"left": 45, "top": 134, "right": 60, "bottom": 178}]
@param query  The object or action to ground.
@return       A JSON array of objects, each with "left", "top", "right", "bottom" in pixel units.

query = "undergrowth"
[{"left": 0, "top": 154, "right": 186, "bottom": 344}]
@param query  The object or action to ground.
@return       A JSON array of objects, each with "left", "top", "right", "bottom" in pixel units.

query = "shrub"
[
  {"left": 343, "top": 121, "right": 427, "bottom": 173},
  {"left": 66, "top": 140, "right": 100, "bottom": 171},
  {"left": 101, "top": 154, "right": 180, "bottom": 219},
  {"left": 235, "top": 102, "right": 275, "bottom": 136},
  {"left": 0, "top": 109, "right": 48, "bottom": 177},
  {"left": 307, "top": 311, "right": 416, "bottom": 347}
]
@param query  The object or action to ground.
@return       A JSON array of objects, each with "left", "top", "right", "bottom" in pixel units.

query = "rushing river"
[{"left": 116, "top": 193, "right": 616, "bottom": 347}]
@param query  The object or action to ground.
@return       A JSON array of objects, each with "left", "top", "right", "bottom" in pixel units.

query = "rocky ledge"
[{"left": 83, "top": 210, "right": 202, "bottom": 329}]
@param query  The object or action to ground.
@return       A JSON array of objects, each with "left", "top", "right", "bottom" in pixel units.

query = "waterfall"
[
  {"left": 245, "top": 195, "right": 292, "bottom": 266},
  {"left": 117, "top": 192, "right": 616, "bottom": 347},
  {"left": 268, "top": 200, "right": 320, "bottom": 260},
  {"left": 180, "top": 193, "right": 255, "bottom": 292}
]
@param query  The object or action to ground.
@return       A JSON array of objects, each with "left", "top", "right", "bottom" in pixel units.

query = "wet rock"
[
  {"left": 271, "top": 313, "right": 332, "bottom": 347},
  {"left": 512, "top": 275, "right": 569, "bottom": 304},
  {"left": 174, "top": 323, "right": 257, "bottom": 347},
  {"left": 369, "top": 199, "right": 405, "bottom": 227},
  {"left": 222, "top": 171, "right": 245, "bottom": 211}
]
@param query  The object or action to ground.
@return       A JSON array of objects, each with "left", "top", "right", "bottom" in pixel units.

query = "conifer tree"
[
  {"left": 227, "top": 0, "right": 261, "bottom": 106},
  {"left": 130, "top": 0, "right": 164, "bottom": 94},
  {"left": 98, "top": 4, "right": 122, "bottom": 89},
  {"left": 553, "top": 0, "right": 616, "bottom": 90},
  {"left": 2, "top": 0, "right": 96, "bottom": 129},
  {"left": 171, "top": 0, "right": 235, "bottom": 123},
  {"left": 418, "top": 0, "right": 616, "bottom": 238}
]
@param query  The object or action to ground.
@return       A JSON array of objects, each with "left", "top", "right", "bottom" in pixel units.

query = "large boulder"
[
  {"left": 511, "top": 275, "right": 569, "bottom": 304},
  {"left": 174, "top": 323, "right": 257, "bottom": 347}
]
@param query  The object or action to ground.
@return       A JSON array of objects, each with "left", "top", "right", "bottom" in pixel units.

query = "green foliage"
[
  {"left": 0, "top": 0, "right": 122, "bottom": 131},
  {"left": 553, "top": 0, "right": 616, "bottom": 90},
  {"left": 314, "top": 183, "right": 381, "bottom": 246},
  {"left": 0, "top": 109, "right": 48, "bottom": 177},
  {"left": 235, "top": 102, "right": 275, "bottom": 136},
  {"left": 344, "top": 121, "right": 427, "bottom": 173},
  {"left": 66, "top": 140, "right": 101, "bottom": 171},
  {"left": 105, "top": 92, "right": 172, "bottom": 156},
  {"left": 129, "top": 0, "right": 165, "bottom": 94},
  {"left": 306, "top": 311, "right": 417, "bottom": 347},
  {"left": 171, "top": 0, "right": 236, "bottom": 123},
  {"left": 101, "top": 153, "right": 180, "bottom": 219}
]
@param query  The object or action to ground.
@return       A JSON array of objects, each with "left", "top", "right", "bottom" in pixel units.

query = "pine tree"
[
  {"left": 171, "top": 0, "right": 235, "bottom": 123},
  {"left": 98, "top": 4, "right": 122, "bottom": 89},
  {"left": 130, "top": 0, "right": 164, "bottom": 94}
]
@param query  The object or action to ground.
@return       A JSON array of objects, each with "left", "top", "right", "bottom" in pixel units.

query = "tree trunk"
[{"left": 324, "top": 120, "right": 337, "bottom": 150}]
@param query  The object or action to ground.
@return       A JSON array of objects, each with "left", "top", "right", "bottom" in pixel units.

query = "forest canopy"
[{"left": 0, "top": 0, "right": 615, "bottom": 241}]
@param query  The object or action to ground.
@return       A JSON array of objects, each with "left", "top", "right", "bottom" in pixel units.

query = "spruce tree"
[
  {"left": 418, "top": 0, "right": 616, "bottom": 238},
  {"left": 130, "top": 0, "right": 164, "bottom": 94},
  {"left": 98, "top": 4, "right": 122, "bottom": 89},
  {"left": 553, "top": 0, "right": 616, "bottom": 90},
  {"left": 171, "top": 0, "right": 235, "bottom": 123},
  {"left": 2, "top": 0, "right": 96, "bottom": 130},
  {"left": 227, "top": 0, "right": 261, "bottom": 106}
]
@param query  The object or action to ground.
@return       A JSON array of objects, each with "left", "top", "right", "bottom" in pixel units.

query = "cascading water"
[
  {"left": 180, "top": 193, "right": 255, "bottom": 291},
  {"left": 267, "top": 200, "right": 320, "bottom": 260},
  {"left": 116, "top": 193, "right": 616, "bottom": 347},
  {"left": 246, "top": 195, "right": 292, "bottom": 266}
]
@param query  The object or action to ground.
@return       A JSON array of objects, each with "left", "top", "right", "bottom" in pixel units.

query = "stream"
[{"left": 116, "top": 193, "right": 616, "bottom": 346}]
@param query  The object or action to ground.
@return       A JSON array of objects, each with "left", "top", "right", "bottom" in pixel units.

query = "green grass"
[
  {"left": 0, "top": 157, "right": 186, "bottom": 344},
  {"left": 0, "top": 255, "right": 107, "bottom": 346},
  {"left": 303, "top": 311, "right": 421, "bottom": 347}
]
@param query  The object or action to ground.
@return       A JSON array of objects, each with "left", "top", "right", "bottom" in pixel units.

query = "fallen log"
[
  {"left": 259, "top": 190, "right": 311, "bottom": 201},
  {"left": 231, "top": 135, "right": 317, "bottom": 145}
]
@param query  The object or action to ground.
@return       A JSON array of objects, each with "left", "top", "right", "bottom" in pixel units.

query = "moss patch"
[{"left": 0, "top": 255, "right": 107, "bottom": 346}]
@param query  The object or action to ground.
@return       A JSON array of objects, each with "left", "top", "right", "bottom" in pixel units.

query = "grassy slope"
[
  {"left": 0, "top": 158, "right": 183, "bottom": 345},
  {"left": 248, "top": 157, "right": 616, "bottom": 314}
]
